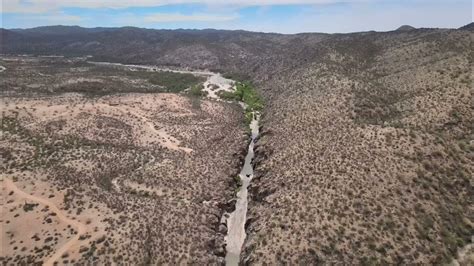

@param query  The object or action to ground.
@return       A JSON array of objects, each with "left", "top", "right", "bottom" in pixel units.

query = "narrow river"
[{"left": 225, "top": 113, "right": 259, "bottom": 266}]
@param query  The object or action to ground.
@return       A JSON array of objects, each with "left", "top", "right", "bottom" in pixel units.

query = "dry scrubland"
[
  {"left": 244, "top": 29, "right": 473, "bottom": 264},
  {"left": 0, "top": 57, "right": 247, "bottom": 264},
  {"left": 1, "top": 25, "right": 473, "bottom": 265}
]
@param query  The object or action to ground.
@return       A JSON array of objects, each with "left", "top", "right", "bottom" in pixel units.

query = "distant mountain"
[
  {"left": 396, "top": 25, "right": 416, "bottom": 31},
  {"left": 459, "top": 22, "right": 474, "bottom": 31},
  {"left": 0, "top": 25, "right": 328, "bottom": 73},
  {"left": 10, "top": 25, "right": 112, "bottom": 35},
  {"left": 1, "top": 24, "right": 466, "bottom": 77}
]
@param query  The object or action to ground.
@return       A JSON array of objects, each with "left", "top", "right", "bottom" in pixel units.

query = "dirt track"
[{"left": 3, "top": 178, "right": 87, "bottom": 266}]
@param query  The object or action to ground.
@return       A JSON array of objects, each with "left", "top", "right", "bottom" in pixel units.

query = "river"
[{"left": 225, "top": 112, "right": 259, "bottom": 266}]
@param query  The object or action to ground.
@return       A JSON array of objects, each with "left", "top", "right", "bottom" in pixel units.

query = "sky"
[{"left": 1, "top": 0, "right": 472, "bottom": 33}]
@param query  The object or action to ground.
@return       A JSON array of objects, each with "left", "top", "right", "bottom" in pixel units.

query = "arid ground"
[
  {"left": 1, "top": 56, "right": 247, "bottom": 264},
  {"left": 1, "top": 24, "right": 473, "bottom": 265}
]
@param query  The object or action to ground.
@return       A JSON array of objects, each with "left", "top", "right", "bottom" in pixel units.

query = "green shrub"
[
  {"left": 217, "top": 90, "right": 239, "bottom": 101},
  {"left": 233, "top": 175, "right": 242, "bottom": 187},
  {"left": 189, "top": 84, "right": 207, "bottom": 97},
  {"left": 218, "top": 82, "right": 263, "bottom": 111},
  {"left": 145, "top": 71, "right": 204, "bottom": 92},
  {"left": 234, "top": 82, "right": 264, "bottom": 112}
]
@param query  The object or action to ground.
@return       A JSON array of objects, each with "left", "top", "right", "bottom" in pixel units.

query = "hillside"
[
  {"left": 0, "top": 26, "right": 329, "bottom": 76},
  {"left": 1, "top": 25, "right": 473, "bottom": 264},
  {"left": 246, "top": 27, "right": 473, "bottom": 265}
]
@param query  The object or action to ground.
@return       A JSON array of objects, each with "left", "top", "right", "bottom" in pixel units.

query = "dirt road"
[{"left": 3, "top": 178, "right": 87, "bottom": 266}]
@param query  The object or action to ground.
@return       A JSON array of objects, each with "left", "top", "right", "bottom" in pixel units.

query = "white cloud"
[
  {"left": 144, "top": 13, "right": 238, "bottom": 22},
  {"left": 2, "top": 0, "right": 469, "bottom": 32},
  {"left": 2, "top": 0, "right": 381, "bottom": 14},
  {"left": 3, "top": 0, "right": 55, "bottom": 14}
]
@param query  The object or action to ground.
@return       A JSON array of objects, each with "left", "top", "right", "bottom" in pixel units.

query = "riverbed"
[
  {"left": 88, "top": 61, "right": 235, "bottom": 99},
  {"left": 225, "top": 113, "right": 259, "bottom": 266}
]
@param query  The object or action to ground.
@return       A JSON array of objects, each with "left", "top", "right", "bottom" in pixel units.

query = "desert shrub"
[
  {"left": 23, "top": 202, "right": 38, "bottom": 212},
  {"left": 188, "top": 84, "right": 207, "bottom": 97},
  {"left": 234, "top": 82, "right": 264, "bottom": 112},
  {"left": 217, "top": 90, "right": 239, "bottom": 101},
  {"left": 138, "top": 71, "right": 204, "bottom": 92},
  {"left": 223, "top": 72, "right": 251, "bottom": 82},
  {"left": 218, "top": 82, "right": 263, "bottom": 111},
  {"left": 233, "top": 175, "right": 242, "bottom": 187}
]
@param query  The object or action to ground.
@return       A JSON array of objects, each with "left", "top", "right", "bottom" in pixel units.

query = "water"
[{"left": 225, "top": 113, "right": 259, "bottom": 266}]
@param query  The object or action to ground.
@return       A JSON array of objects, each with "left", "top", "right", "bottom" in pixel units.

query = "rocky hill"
[
  {"left": 1, "top": 25, "right": 472, "bottom": 264},
  {"left": 246, "top": 27, "right": 473, "bottom": 265}
]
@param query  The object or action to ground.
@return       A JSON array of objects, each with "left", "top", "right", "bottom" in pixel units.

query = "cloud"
[
  {"left": 2, "top": 0, "right": 469, "bottom": 32},
  {"left": 2, "top": 0, "right": 55, "bottom": 14},
  {"left": 2, "top": 0, "right": 379, "bottom": 14},
  {"left": 144, "top": 12, "right": 239, "bottom": 22}
]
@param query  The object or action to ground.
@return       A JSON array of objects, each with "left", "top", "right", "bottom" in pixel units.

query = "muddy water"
[{"left": 225, "top": 113, "right": 259, "bottom": 266}]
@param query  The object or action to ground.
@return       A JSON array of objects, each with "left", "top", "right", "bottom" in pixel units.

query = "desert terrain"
[
  {"left": 244, "top": 27, "right": 473, "bottom": 265},
  {"left": 1, "top": 24, "right": 473, "bottom": 265},
  {"left": 1, "top": 56, "right": 248, "bottom": 264}
]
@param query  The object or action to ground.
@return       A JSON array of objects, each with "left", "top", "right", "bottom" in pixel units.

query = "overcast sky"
[{"left": 1, "top": 0, "right": 472, "bottom": 33}]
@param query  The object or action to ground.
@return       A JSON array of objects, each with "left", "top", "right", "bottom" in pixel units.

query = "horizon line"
[{"left": 3, "top": 23, "right": 472, "bottom": 35}]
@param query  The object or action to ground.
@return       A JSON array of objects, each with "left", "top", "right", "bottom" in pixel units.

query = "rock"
[
  {"left": 218, "top": 224, "right": 227, "bottom": 234},
  {"left": 214, "top": 246, "right": 225, "bottom": 257},
  {"left": 213, "top": 238, "right": 226, "bottom": 257},
  {"left": 244, "top": 216, "right": 256, "bottom": 230},
  {"left": 218, "top": 198, "right": 236, "bottom": 213},
  {"left": 216, "top": 257, "right": 225, "bottom": 266}
]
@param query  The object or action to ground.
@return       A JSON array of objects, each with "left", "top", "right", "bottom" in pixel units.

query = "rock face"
[{"left": 2, "top": 25, "right": 473, "bottom": 265}]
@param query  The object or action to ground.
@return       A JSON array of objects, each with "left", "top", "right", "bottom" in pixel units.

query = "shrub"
[
  {"left": 233, "top": 175, "right": 242, "bottom": 187},
  {"left": 188, "top": 84, "right": 207, "bottom": 97}
]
